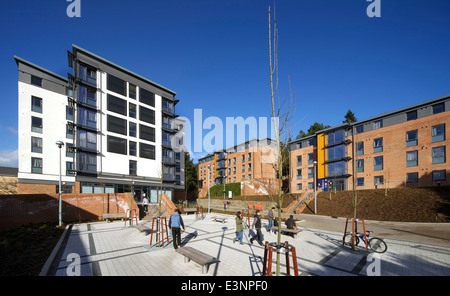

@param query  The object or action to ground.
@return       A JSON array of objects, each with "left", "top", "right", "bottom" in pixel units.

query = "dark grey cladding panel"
[
  {"left": 17, "top": 63, "right": 68, "bottom": 96},
  {"left": 75, "top": 51, "right": 175, "bottom": 100}
]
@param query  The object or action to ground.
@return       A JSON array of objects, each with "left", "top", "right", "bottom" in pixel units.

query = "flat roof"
[{"left": 14, "top": 55, "right": 68, "bottom": 82}]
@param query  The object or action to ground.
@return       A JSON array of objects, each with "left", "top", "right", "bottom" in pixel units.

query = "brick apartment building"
[
  {"left": 14, "top": 45, "right": 185, "bottom": 201},
  {"left": 290, "top": 94, "right": 450, "bottom": 194},
  {"left": 197, "top": 138, "right": 278, "bottom": 192}
]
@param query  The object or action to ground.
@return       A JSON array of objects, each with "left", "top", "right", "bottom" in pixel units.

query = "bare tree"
[{"left": 268, "top": 2, "right": 296, "bottom": 276}]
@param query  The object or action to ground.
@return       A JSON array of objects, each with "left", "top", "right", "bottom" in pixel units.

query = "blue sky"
[{"left": 0, "top": 0, "right": 449, "bottom": 166}]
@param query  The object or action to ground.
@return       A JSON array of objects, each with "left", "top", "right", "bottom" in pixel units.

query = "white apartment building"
[{"left": 14, "top": 45, "right": 184, "bottom": 202}]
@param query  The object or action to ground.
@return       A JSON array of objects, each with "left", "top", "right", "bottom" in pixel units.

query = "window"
[
  {"left": 297, "top": 169, "right": 302, "bottom": 180},
  {"left": 233, "top": 158, "right": 236, "bottom": 165},
  {"left": 129, "top": 160, "right": 137, "bottom": 176},
  {"left": 78, "top": 129, "right": 97, "bottom": 150},
  {"left": 374, "top": 176, "right": 384, "bottom": 186},
  {"left": 406, "top": 130, "right": 418, "bottom": 147},
  {"left": 107, "top": 94, "right": 126, "bottom": 116},
  {"left": 79, "top": 64, "right": 96, "bottom": 85},
  {"left": 140, "top": 143, "right": 155, "bottom": 159},
  {"left": 308, "top": 182, "right": 314, "bottom": 190},
  {"left": 308, "top": 153, "right": 314, "bottom": 164},
  {"left": 356, "top": 142, "right": 364, "bottom": 156},
  {"left": 31, "top": 116, "right": 42, "bottom": 133},
  {"left": 328, "top": 144, "right": 344, "bottom": 160},
  {"left": 140, "top": 106, "right": 155, "bottom": 125},
  {"left": 327, "top": 161, "right": 344, "bottom": 176},
  {"left": 66, "top": 123, "right": 74, "bottom": 139},
  {"left": 355, "top": 125, "right": 364, "bottom": 134},
  {"left": 162, "top": 131, "right": 171, "bottom": 146},
  {"left": 308, "top": 167, "right": 314, "bottom": 178},
  {"left": 31, "top": 96, "right": 42, "bottom": 113},
  {"left": 248, "top": 174, "right": 252, "bottom": 180},
  {"left": 242, "top": 165, "right": 245, "bottom": 173},
  {"left": 31, "top": 157, "right": 42, "bottom": 174},
  {"left": 233, "top": 167, "right": 236, "bottom": 174},
  {"left": 66, "top": 143, "right": 74, "bottom": 157},
  {"left": 140, "top": 88, "right": 154, "bottom": 107},
  {"left": 162, "top": 148, "right": 173, "bottom": 163},
  {"left": 296, "top": 155, "right": 302, "bottom": 166},
  {"left": 175, "top": 152, "right": 181, "bottom": 161},
  {"left": 373, "top": 120, "right": 383, "bottom": 130},
  {"left": 432, "top": 103, "right": 445, "bottom": 115},
  {"left": 66, "top": 105, "right": 74, "bottom": 121},
  {"left": 140, "top": 124, "right": 155, "bottom": 142},
  {"left": 78, "top": 107, "right": 97, "bottom": 129},
  {"left": 297, "top": 183, "right": 302, "bottom": 190},
  {"left": 357, "top": 178, "right": 364, "bottom": 186},
  {"left": 432, "top": 146, "right": 446, "bottom": 164},
  {"left": 248, "top": 153, "right": 251, "bottom": 161},
  {"left": 373, "top": 138, "right": 383, "bottom": 153},
  {"left": 31, "top": 137, "right": 42, "bottom": 153},
  {"left": 374, "top": 156, "right": 383, "bottom": 171},
  {"left": 233, "top": 177, "right": 236, "bottom": 182},
  {"left": 107, "top": 135, "right": 127, "bottom": 155},
  {"left": 407, "top": 110, "right": 417, "bottom": 121},
  {"left": 327, "top": 130, "right": 344, "bottom": 145},
  {"left": 129, "top": 122, "right": 136, "bottom": 137},
  {"left": 406, "top": 172, "right": 418, "bottom": 183},
  {"left": 66, "top": 162, "right": 75, "bottom": 176},
  {"left": 129, "top": 84, "right": 136, "bottom": 99},
  {"left": 248, "top": 163, "right": 251, "bottom": 171},
  {"left": 432, "top": 170, "right": 446, "bottom": 181},
  {"left": 107, "top": 115, "right": 127, "bottom": 135},
  {"left": 107, "top": 74, "right": 126, "bottom": 96},
  {"left": 79, "top": 85, "right": 97, "bottom": 107},
  {"left": 162, "top": 99, "right": 173, "bottom": 113},
  {"left": 357, "top": 159, "right": 364, "bottom": 173},
  {"left": 406, "top": 151, "right": 418, "bottom": 167},
  {"left": 242, "top": 155, "right": 245, "bottom": 162},
  {"left": 129, "top": 141, "right": 137, "bottom": 156},
  {"left": 78, "top": 152, "right": 96, "bottom": 172},
  {"left": 432, "top": 124, "right": 445, "bottom": 142},
  {"left": 129, "top": 103, "right": 136, "bottom": 118},
  {"left": 31, "top": 76, "right": 42, "bottom": 87}
]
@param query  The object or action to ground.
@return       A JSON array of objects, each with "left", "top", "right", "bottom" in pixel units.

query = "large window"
[
  {"left": 31, "top": 137, "right": 42, "bottom": 153},
  {"left": 327, "top": 144, "right": 344, "bottom": 161},
  {"left": 31, "top": 116, "right": 43, "bottom": 133},
  {"left": 140, "top": 105, "right": 155, "bottom": 125},
  {"left": 432, "top": 124, "right": 445, "bottom": 143},
  {"left": 406, "top": 130, "right": 418, "bottom": 147},
  {"left": 31, "top": 157, "right": 42, "bottom": 174},
  {"left": 107, "top": 94, "right": 126, "bottom": 116},
  {"left": 78, "top": 129, "right": 97, "bottom": 150},
  {"left": 140, "top": 88, "right": 154, "bottom": 107},
  {"left": 78, "top": 152, "right": 96, "bottom": 172},
  {"left": 432, "top": 103, "right": 445, "bottom": 115},
  {"left": 373, "top": 138, "right": 383, "bottom": 153},
  {"left": 140, "top": 143, "right": 155, "bottom": 159},
  {"left": 406, "top": 150, "right": 418, "bottom": 167},
  {"left": 432, "top": 170, "right": 446, "bottom": 181},
  {"left": 107, "top": 115, "right": 127, "bottom": 135},
  {"left": 78, "top": 107, "right": 97, "bottom": 129},
  {"left": 357, "top": 159, "right": 364, "bottom": 173},
  {"left": 162, "top": 131, "right": 172, "bottom": 146},
  {"left": 432, "top": 146, "right": 446, "bottom": 164},
  {"left": 79, "top": 64, "right": 97, "bottom": 85},
  {"left": 356, "top": 142, "right": 364, "bottom": 156},
  {"left": 162, "top": 99, "right": 173, "bottom": 113},
  {"left": 31, "top": 96, "right": 42, "bottom": 113},
  {"left": 374, "top": 156, "right": 383, "bottom": 171},
  {"left": 406, "top": 110, "right": 417, "bottom": 121},
  {"left": 79, "top": 85, "right": 97, "bottom": 107},
  {"left": 140, "top": 124, "right": 155, "bottom": 142},
  {"left": 327, "top": 130, "right": 344, "bottom": 145},
  {"left": 107, "top": 74, "right": 126, "bottom": 96},
  {"left": 107, "top": 135, "right": 127, "bottom": 155},
  {"left": 327, "top": 161, "right": 345, "bottom": 177}
]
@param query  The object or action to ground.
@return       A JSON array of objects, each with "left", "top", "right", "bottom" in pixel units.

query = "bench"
[
  {"left": 212, "top": 217, "right": 227, "bottom": 223},
  {"left": 271, "top": 226, "right": 302, "bottom": 238},
  {"left": 176, "top": 246, "right": 219, "bottom": 274},
  {"left": 183, "top": 208, "right": 197, "bottom": 215},
  {"left": 103, "top": 212, "right": 127, "bottom": 222}
]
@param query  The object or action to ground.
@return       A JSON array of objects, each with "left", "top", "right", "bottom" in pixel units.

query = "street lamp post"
[
  {"left": 207, "top": 164, "right": 211, "bottom": 214},
  {"left": 313, "top": 161, "right": 317, "bottom": 215},
  {"left": 56, "top": 141, "right": 64, "bottom": 227}
]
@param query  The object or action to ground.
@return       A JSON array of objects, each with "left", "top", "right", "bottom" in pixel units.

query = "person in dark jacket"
[
  {"left": 250, "top": 210, "right": 263, "bottom": 246},
  {"left": 285, "top": 215, "right": 297, "bottom": 237},
  {"left": 169, "top": 209, "right": 185, "bottom": 250},
  {"left": 233, "top": 211, "right": 244, "bottom": 245}
]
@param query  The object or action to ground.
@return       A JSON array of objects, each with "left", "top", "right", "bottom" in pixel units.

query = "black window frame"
[
  {"left": 107, "top": 74, "right": 126, "bottom": 96},
  {"left": 107, "top": 135, "right": 127, "bottom": 155},
  {"left": 107, "top": 94, "right": 127, "bottom": 116},
  {"left": 140, "top": 143, "right": 155, "bottom": 159},
  {"left": 107, "top": 115, "right": 127, "bottom": 136}
]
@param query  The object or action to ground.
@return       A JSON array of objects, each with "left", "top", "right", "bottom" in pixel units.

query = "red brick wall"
[{"left": 0, "top": 192, "right": 137, "bottom": 231}]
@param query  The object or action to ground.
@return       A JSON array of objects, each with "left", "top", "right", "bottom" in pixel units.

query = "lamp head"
[{"left": 56, "top": 141, "right": 64, "bottom": 148}]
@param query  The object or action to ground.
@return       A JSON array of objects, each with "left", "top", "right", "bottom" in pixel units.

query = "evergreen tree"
[{"left": 343, "top": 109, "right": 357, "bottom": 124}]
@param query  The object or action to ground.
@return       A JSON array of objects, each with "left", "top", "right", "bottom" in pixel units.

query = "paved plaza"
[{"left": 46, "top": 213, "right": 450, "bottom": 276}]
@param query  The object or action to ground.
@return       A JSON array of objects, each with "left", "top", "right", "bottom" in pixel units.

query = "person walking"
[
  {"left": 169, "top": 209, "right": 185, "bottom": 250},
  {"left": 233, "top": 211, "right": 244, "bottom": 245},
  {"left": 250, "top": 210, "right": 263, "bottom": 246},
  {"left": 267, "top": 207, "right": 275, "bottom": 233}
]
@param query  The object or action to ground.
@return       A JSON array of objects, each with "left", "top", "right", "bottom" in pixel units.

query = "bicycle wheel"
[
  {"left": 344, "top": 234, "right": 359, "bottom": 246},
  {"left": 368, "top": 237, "right": 387, "bottom": 253}
]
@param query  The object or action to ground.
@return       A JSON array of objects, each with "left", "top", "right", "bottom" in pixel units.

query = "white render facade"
[{"left": 15, "top": 45, "right": 185, "bottom": 201}]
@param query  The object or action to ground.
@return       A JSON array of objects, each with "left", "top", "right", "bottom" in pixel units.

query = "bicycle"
[{"left": 344, "top": 230, "right": 387, "bottom": 253}]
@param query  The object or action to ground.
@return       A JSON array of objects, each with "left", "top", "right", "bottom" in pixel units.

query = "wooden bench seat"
[
  {"left": 183, "top": 208, "right": 197, "bottom": 215},
  {"left": 212, "top": 217, "right": 227, "bottom": 223},
  {"left": 271, "top": 226, "right": 302, "bottom": 238},
  {"left": 176, "top": 246, "right": 218, "bottom": 274}
]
